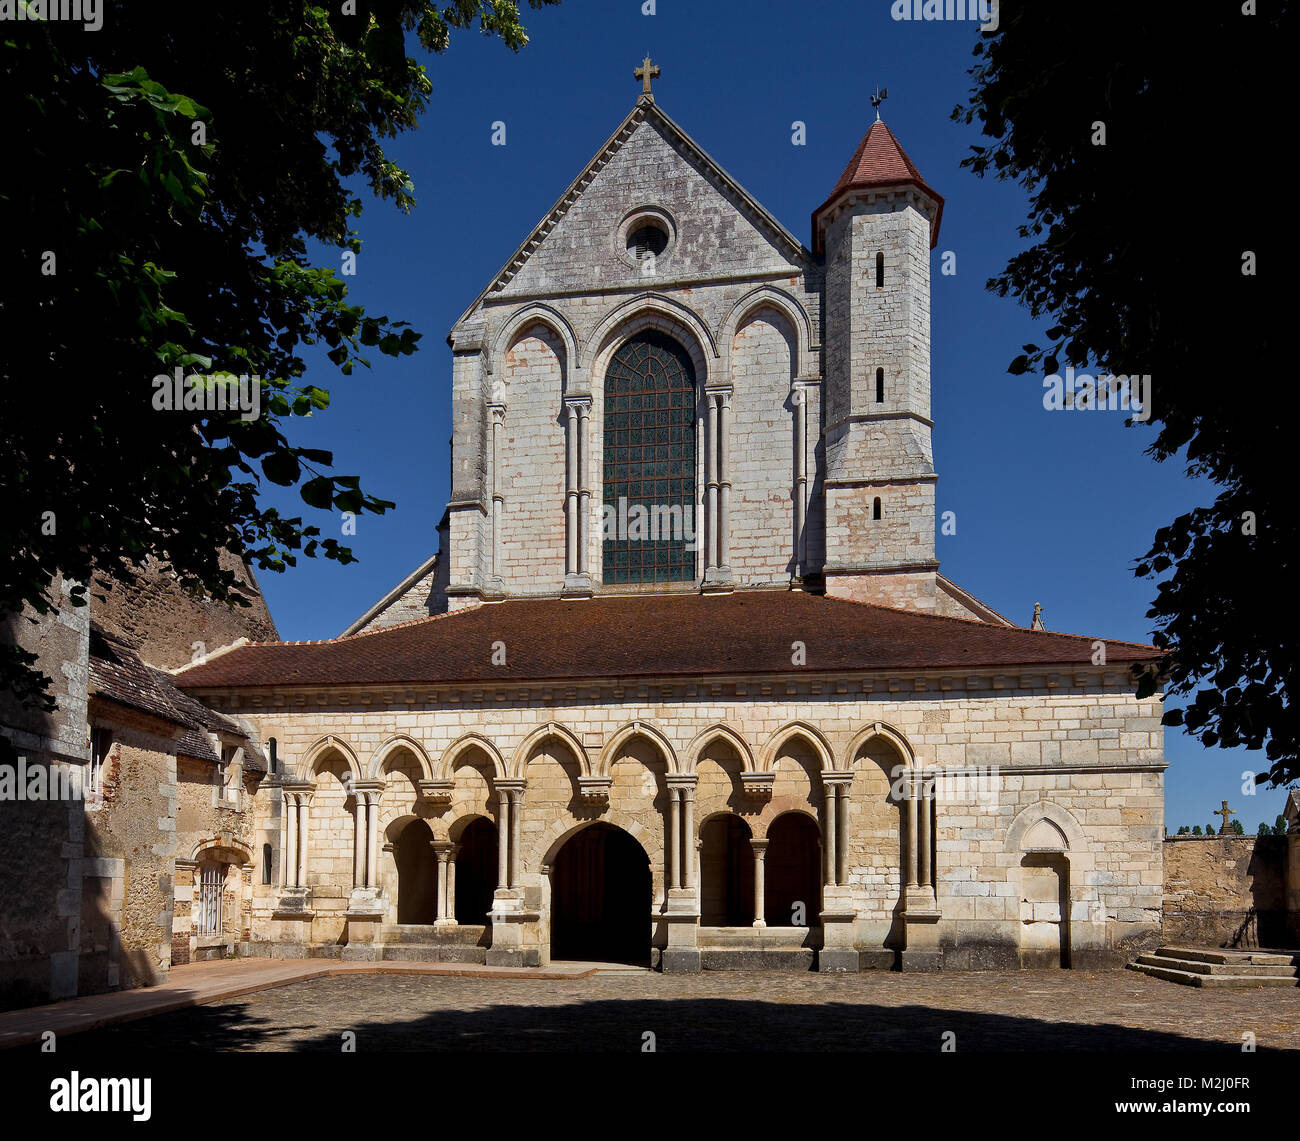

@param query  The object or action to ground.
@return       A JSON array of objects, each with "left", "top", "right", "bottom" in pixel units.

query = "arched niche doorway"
[
  {"left": 550, "top": 822, "right": 651, "bottom": 964},
  {"left": 1020, "top": 848, "right": 1071, "bottom": 968},
  {"left": 395, "top": 819, "right": 437, "bottom": 925},
  {"left": 766, "top": 812, "right": 821, "bottom": 928},
  {"left": 700, "top": 815, "right": 755, "bottom": 926},
  {"left": 454, "top": 817, "right": 498, "bottom": 925}
]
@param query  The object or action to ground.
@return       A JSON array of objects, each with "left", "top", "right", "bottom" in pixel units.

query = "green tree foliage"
[
  {"left": 1229, "top": 819, "right": 1244, "bottom": 836},
  {"left": 952, "top": 4, "right": 1294, "bottom": 785},
  {"left": 0, "top": 2, "right": 558, "bottom": 706},
  {"left": 1192, "top": 826, "right": 1202, "bottom": 837}
]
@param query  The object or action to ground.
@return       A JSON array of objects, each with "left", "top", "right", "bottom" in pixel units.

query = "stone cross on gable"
[
  {"left": 1215, "top": 800, "right": 1236, "bottom": 834},
  {"left": 635, "top": 54, "right": 661, "bottom": 101}
]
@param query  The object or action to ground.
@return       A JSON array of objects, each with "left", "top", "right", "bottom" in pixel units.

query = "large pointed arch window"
[{"left": 602, "top": 330, "right": 696, "bottom": 583}]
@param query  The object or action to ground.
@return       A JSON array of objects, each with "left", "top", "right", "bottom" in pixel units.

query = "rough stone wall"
[
  {"left": 173, "top": 753, "right": 259, "bottom": 959},
  {"left": 349, "top": 556, "right": 445, "bottom": 633},
  {"left": 0, "top": 578, "right": 91, "bottom": 1008},
  {"left": 497, "top": 118, "right": 800, "bottom": 299},
  {"left": 93, "top": 551, "right": 278, "bottom": 668},
  {"left": 821, "top": 197, "right": 937, "bottom": 607},
  {"left": 0, "top": 575, "right": 90, "bottom": 765},
  {"left": 1162, "top": 834, "right": 1288, "bottom": 948},
  {"left": 0, "top": 788, "right": 86, "bottom": 1009},
  {"left": 823, "top": 569, "right": 938, "bottom": 612},
  {"left": 82, "top": 709, "right": 177, "bottom": 989},
  {"left": 221, "top": 674, "right": 1163, "bottom": 967},
  {"left": 729, "top": 311, "right": 797, "bottom": 583},
  {"left": 500, "top": 326, "right": 567, "bottom": 591}
]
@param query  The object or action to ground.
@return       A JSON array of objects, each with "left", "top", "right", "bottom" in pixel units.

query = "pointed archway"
[
  {"left": 454, "top": 817, "right": 498, "bottom": 925},
  {"left": 395, "top": 819, "right": 438, "bottom": 925},
  {"left": 550, "top": 823, "right": 651, "bottom": 964},
  {"left": 765, "top": 812, "right": 821, "bottom": 928},
  {"left": 700, "top": 815, "right": 755, "bottom": 926}
]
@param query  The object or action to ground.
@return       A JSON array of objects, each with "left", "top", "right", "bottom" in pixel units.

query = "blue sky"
[{"left": 254, "top": 0, "right": 1290, "bottom": 830}]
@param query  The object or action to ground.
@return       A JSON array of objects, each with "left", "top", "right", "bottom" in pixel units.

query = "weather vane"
[{"left": 871, "top": 85, "right": 889, "bottom": 121}]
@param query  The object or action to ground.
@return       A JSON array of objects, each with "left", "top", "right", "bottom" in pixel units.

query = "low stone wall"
[{"left": 1162, "top": 834, "right": 1289, "bottom": 948}]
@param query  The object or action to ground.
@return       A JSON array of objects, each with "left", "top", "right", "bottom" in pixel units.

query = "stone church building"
[{"left": 171, "top": 76, "right": 1167, "bottom": 973}]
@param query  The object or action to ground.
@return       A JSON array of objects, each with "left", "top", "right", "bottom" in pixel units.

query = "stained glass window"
[{"left": 602, "top": 331, "right": 697, "bottom": 584}]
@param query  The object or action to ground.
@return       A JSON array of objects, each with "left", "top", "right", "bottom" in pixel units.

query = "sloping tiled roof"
[
  {"left": 88, "top": 625, "right": 244, "bottom": 751},
  {"left": 812, "top": 120, "right": 944, "bottom": 252},
  {"left": 173, "top": 729, "right": 221, "bottom": 764},
  {"left": 173, "top": 591, "right": 1157, "bottom": 691}
]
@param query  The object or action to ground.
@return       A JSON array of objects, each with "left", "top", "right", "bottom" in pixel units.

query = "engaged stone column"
[
  {"left": 668, "top": 786, "right": 681, "bottom": 890},
  {"left": 705, "top": 394, "right": 718, "bottom": 571},
  {"left": 836, "top": 778, "right": 851, "bottom": 886},
  {"left": 823, "top": 781, "right": 838, "bottom": 887},
  {"left": 496, "top": 787, "right": 510, "bottom": 891},
  {"left": 283, "top": 792, "right": 299, "bottom": 888},
  {"left": 433, "top": 842, "right": 449, "bottom": 920},
  {"left": 365, "top": 791, "right": 379, "bottom": 889},
  {"left": 577, "top": 400, "right": 591, "bottom": 575},
  {"left": 446, "top": 843, "right": 459, "bottom": 922},
  {"left": 352, "top": 797, "right": 365, "bottom": 888},
  {"left": 297, "top": 793, "right": 313, "bottom": 889},
  {"left": 489, "top": 404, "right": 505, "bottom": 582},
  {"left": 905, "top": 777, "right": 919, "bottom": 888},
  {"left": 565, "top": 402, "right": 578, "bottom": 575},
  {"left": 751, "top": 839, "right": 769, "bottom": 928},
  {"left": 508, "top": 787, "right": 523, "bottom": 888},
  {"left": 792, "top": 382, "right": 808, "bottom": 572},
  {"left": 682, "top": 784, "right": 697, "bottom": 890},
  {"left": 717, "top": 391, "right": 731, "bottom": 570},
  {"left": 919, "top": 777, "right": 933, "bottom": 891}
]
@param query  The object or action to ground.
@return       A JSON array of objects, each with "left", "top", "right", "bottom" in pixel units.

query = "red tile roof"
[
  {"left": 812, "top": 120, "right": 944, "bottom": 253},
  {"left": 172, "top": 591, "right": 1157, "bottom": 691}
]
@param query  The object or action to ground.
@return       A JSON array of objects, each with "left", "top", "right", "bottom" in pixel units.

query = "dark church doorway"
[
  {"left": 700, "top": 815, "right": 755, "bottom": 926},
  {"left": 455, "top": 817, "right": 498, "bottom": 925},
  {"left": 550, "top": 823, "right": 651, "bottom": 964},
  {"left": 765, "top": 812, "right": 821, "bottom": 928},
  {"left": 395, "top": 819, "right": 438, "bottom": 924}
]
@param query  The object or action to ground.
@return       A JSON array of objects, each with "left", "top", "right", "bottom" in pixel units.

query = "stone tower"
[{"left": 813, "top": 120, "right": 944, "bottom": 611}]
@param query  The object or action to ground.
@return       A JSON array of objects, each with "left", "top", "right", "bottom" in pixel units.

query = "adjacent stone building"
[
  {"left": 172, "top": 80, "right": 1171, "bottom": 973},
  {"left": 0, "top": 562, "right": 273, "bottom": 1008}
]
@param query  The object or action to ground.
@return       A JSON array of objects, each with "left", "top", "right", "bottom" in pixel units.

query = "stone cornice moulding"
[{"left": 189, "top": 665, "right": 1158, "bottom": 712}]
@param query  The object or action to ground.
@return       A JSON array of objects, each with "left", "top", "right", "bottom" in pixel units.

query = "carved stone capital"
[
  {"left": 418, "top": 778, "right": 454, "bottom": 805},
  {"left": 740, "top": 771, "right": 775, "bottom": 799},
  {"left": 577, "top": 775, "right": 612, "bottom": 804}
]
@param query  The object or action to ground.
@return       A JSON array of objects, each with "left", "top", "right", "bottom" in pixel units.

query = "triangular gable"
[{"left": 450, "top": 100, "right": 810, "bottom": 336}]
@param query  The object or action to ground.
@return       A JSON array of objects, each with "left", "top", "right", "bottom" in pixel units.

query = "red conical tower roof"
[{"left": 812, "top": 120, "right": 943, "bottom": 254}]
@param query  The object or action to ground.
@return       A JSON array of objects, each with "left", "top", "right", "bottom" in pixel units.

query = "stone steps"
[
  {"left": 1156, "top": 945, "right": 1298, "bottom": 966},
  {"left": 1127, "top": 945, "right": 1300, "bottom": 988},
  {"left": 1135, "top": 954, "right": 1298, "bottom": 977},
  {"left": 376, "top": 944, "right": 486, "bottom": 963}
]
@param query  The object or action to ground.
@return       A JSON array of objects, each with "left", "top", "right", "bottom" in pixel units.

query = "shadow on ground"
[{"left": 63, "top": 985, "right": 1259, "bottom": 1052}]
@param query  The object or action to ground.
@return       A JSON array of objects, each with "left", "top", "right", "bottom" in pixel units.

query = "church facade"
[{"left": 175, "top": 77, "right": 1167, "bottom": 972}]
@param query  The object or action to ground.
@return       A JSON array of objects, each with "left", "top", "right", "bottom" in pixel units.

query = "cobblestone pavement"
[{"left": 66, "top": 968, "right": 1300, "bottom": 1052}]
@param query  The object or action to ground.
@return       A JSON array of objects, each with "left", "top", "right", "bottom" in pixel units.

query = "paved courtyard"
[{"left": 63, "top": 968, "right": 1300, "bottom": 1052}]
